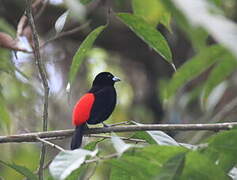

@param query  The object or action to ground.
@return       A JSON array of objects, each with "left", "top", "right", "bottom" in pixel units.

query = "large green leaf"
[
  {"left": 203, "top": 54, "right": 237, "bottom": 100},
  {"left": 202, "top": 129, "right": 237, "bottom": 172},
  {"left": 165, "top": 45, "right": 227, "bottom": 99},
  {"left": 110, "top": 166, "right": 132, "bottom": 180},
  {"left": 156, "top": 153, "right": 185, "bottom": 180},
  {"left": 132, "top": 0, "right": 171, "bottom": 30},
  {"left": 0, "top": 160, "right": 37, "bottom": 180},
  {"left": 181, "top": 152, "right": 228, "bottom": 180},
  {"left": 68, "top": 25, "right": 106, "bottom": 86},
  {"left": 108, "top": 145, "right": 187, "bottom": 179},
  {"left": 117, "top": 13, "right": 172, "bottom": 63},
  {"left": 108, "top": 155, "right": 160, "bottom": 180}
]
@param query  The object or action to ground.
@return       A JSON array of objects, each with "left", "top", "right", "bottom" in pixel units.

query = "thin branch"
[
  {"left": 40, "top": 21, "right": 91, "bottom": 48},
  {"left": 25, "top": 0, "right": 49, "bottom": 179},
  {"left": 36, "top": 137, "right": 65, "bottom": 152},
  {"left": 88, "top": 134, "right": 146, "bottom": 143},
  {"left": 1, "top": 122, "right": 237, "bottom": 144},
  {"left": 85, "top": 153, "right": 118, "bottom": 164}
]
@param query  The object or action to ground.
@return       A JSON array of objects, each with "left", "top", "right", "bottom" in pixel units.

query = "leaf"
[
  {"left": 202, "top": 129, "right": 237, "bottom": 172},
  {"left": 156, "top": 153, "right": 185, "bottom": 180},
  {"left": 55, "top": 11, "right": 69, "bottom": 34},
  {"left": 49, "top": 149, "right": 98, "bottom": 180},
  {"left": 165, "top": 45, "right": 227, "bottom": 99},
  {"left": 203, "top": 55, "right": 237, "bottom": 100},
  {"left": 108, "top": 155, "right": 159, "bottom": 180},
  {"left": 117, "top": 13, "right": 172, "bottom": 63},
  {"left": 110, "top": 166, "right": 132, "bottom": 180},
  {"left": 132, "top": 122, "right": 179, "bottom": 146},
  {"left": 132, "top": 0, "right": 171, "bottom": 30},
  {"left": 131, "top": 131, "right": 157, "bottom": 144},
  {"left": 147, "top": 130, "right": 179, "bottom": 146},
  {"left": 171, "top": 0, "right": 237, "bottom": 59},
  {"left": 0, "top": 160, "right": 37, "bottom": 180},
  {"left": 84, "top": 139, "right": 104, "bottom": 151},
  {"left": 68, "top": 25, "right": 106, "bottom": 86},
  {"left": 181, "top": 151, "right": 228, "bottom": 180},
  {"left": 111, "top": 133, "right": 135, "bottom": 156},
  {"left": 108, "top": 145, "right": 188, "bottom": 179}
]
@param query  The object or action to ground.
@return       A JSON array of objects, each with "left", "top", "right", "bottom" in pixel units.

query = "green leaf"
[
  {"left": 165, "top": 45, "right": 227, "bottom": 99},
  {"left": 68, "top": 25, "right": 106, "bottom": 86},
  {"left": 181, "top": 152, "right": 228, "bottom": 180},
  {"left": 132, "top": 0, "right": 171, "bottom": 30},
  {"left": 156, "top": 153, "right": 185, "bottom": 180},
  {"left": 65, "top": 165, "right": 87, "bottom": 180},
  {"left": 108, "top": 145, "right": 188, "bottom": 179},
  {"left": 117, "top": 13, "right": 172, "bottom": 63},
  {"left": 110, "top": 166, "right": 132, "bottom": 180},
  {"left": 0, "top": 160, "right": 37, "bottom": 180},
  {"left": 49, "top": 149, "right": 97, "bottom": 180},
  {"left": 131, "top": 131, "right": 157, "bottom": 144},
  {"left": 202, "top": 129, "right": 237, "bottom": 172},
  {"left": 203, "top": 54, "right": 237, "bottom": 100},
  {"left": 84, "top": 139, "right": 104, "bottom": 151},
  {"left": 108, "top": 155, "right": 159, "bottom": 180}
]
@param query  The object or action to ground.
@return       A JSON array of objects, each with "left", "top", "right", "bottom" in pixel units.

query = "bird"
[{"left": 70, "top": 72, "right": 120, "bottom": 150}]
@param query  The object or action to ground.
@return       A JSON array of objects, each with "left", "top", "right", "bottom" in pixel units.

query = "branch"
[
  {"left": 39, "top": 21, "right": 91, "bottom": 48},
  {"left": 25, "top": 0, "right": 49, "bottom": 179},
  {"left": 1, "top": 122, "right": 237, "bottom": 144},
  {"left": 36, "top": 137, "right": 65, "bottom": 152}
]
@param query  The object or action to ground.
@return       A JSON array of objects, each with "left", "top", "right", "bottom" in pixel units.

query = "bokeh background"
[{"left": 0, "top": 0, "right": 237, "bottom": 179}]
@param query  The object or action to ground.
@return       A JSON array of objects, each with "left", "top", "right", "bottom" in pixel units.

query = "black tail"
[{"left": 70, "top": 123, "right": 86, "bottom": 150}]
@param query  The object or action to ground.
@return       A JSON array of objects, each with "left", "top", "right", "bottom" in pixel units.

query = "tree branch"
[
  {"left": 36, "top": 137, "right": 65, "bottom": 152},
  {"left": 25, "top": 0, "right": 49, "bottom": 179},
  {"left": 1, "top": 122, "right": 237, "bottom": 144}
]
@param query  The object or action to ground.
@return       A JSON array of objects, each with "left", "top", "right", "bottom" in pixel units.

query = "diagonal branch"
[
  {"left": 1, "top": 122, "right": 237, "bottom": 144},
  {"left": 25, "top": 0, "right": 49, "bottom": 179}
]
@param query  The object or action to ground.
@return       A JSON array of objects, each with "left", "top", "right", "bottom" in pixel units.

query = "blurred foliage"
[{"left": 0, "top": 0, "right": 237, "bottom": 179}]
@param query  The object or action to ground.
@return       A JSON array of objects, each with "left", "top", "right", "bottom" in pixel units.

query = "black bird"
[{"left": 71, "top": 72, "right": 120, "bottom": 150}]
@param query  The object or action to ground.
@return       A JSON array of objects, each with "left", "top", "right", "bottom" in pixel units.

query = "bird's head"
[{"left": 92, "top": 72, "right": 121, "bottom": 87}]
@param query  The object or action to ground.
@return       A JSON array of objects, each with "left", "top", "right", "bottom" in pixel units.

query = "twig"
[
  {"left": 40, "top": 21, "right": 91, "bottom": 48},
  {"left": 36, "top": 137, "right": 65, "bottom": 152},
  {"left": 85, "top": 153, "right": 118, "bottom": 164},
  {"left": 88, "top": 134, "right": 145, "bottom": 143},
  {"left": 25, "top": 0, "right": 49, "bottom": 179},
  {"left": 1, "top": 122, "right": 237, "bottom": 144}
]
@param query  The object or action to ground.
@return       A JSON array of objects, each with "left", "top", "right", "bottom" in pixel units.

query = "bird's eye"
[{"left": 107, "top": 74, "right": 112, "bottom": 78}]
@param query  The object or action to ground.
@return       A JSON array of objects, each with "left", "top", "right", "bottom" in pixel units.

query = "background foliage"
[{"left": 0, "top": 0, "right": 237, "bottom": 179}]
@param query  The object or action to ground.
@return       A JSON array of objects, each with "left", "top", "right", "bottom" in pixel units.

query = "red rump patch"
[{"left": 72, "top": 93, "right": 95, "bottom": 126}]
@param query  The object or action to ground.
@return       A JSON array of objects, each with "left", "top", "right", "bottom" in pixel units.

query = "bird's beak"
[{"left": 112, "top": 76, "right": 121, "bottom": 82}]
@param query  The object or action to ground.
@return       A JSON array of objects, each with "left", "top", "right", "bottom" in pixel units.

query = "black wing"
[{"left": 87, "top": 86, "right": 116, "bottom": 124}]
